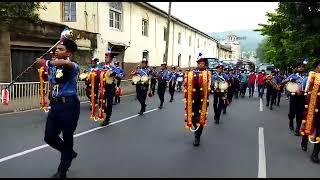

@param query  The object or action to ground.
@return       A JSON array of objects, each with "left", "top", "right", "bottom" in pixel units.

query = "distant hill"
[{"left": 209, "top": 29, "right": 265, "bottom": 53}]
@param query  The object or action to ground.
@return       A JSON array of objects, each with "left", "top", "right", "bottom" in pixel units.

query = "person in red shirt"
[
  {"left": 248, "top": 70, "right": 257, "bottom": 97},
  {"left": 257, "top": 70, "right": 266, "bottom": 98}
]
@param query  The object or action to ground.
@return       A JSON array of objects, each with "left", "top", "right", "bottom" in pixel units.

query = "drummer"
[
  {"left": 211, "top": 63, "right": 229, "bottom": 124},
  {"left": 282, "top": 62, "right": 308, "bottom": 135}
]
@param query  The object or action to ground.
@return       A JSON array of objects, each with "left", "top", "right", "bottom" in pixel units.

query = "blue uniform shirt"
[
  {"left": 285, "top": 73, "right": 308, "bottom": 90},
  {"left": 169, "top": 71, "right": 177, "bottom": 81},
  {"left": 211, "top": 72, "right": 229, "bottom": 81},
  {"left": 136, "top": 67, "right": 150, "bottom": 76},
  {"left": 114, "top": 65, "right": 125, "bottom": 78},
  {"left": 157, "top": 69, "right": 171, "bottom": 81},
  {"left": 85, "top": 64, "right": 103, "bottom": 72},
  {"left": 48, "top": 61, "right": 80, "bottom": 98}
]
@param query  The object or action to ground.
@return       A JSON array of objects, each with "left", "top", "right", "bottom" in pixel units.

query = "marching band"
[{"left": 3, "top": 28, "right": 320, "bottom": 178}]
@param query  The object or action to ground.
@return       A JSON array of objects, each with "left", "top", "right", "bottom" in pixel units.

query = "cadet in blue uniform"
[
  {"left": 157, "top": 62, "right": 170, "bottom": 109},
  {"left": 282, "top": 64, "right": 307, "bottom": 135},
  {"left": 113, "top": 61, "right": 125, "bottom": 105},
  {"left": 131, "top": 58, "right": 151, "bottom": 115},
  {"left": 100, "top": 54, "right": 124, "bottom": 126},
  {"left": 168, "top": 66, "right": 177, "bottom": 102},
  {"left": 211, "top": 64, "right": 229, "bottom": 124},
  {"left": 150, "top": 66, "right": 158, "bottom": 95},
  {"left": 37, "top": 38, "right": 79, "bottom": 178}
]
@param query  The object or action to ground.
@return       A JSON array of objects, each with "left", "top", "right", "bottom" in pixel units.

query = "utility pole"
[{"left": 164, "top": 2, "right": 172, "bottom": 64}]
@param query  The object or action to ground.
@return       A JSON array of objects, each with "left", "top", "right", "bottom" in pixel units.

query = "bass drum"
[
  {"left": 141, "top": 75, "right": 150, "bottom": 84},
  {"left": 286, "top": 82, "right": 300, "bottom": 95},
  {"left": 132, "top": 75, "right": 141, "bottom": 84},
  {"left": 218, "top": 81, "right": 229, "bottom": 92}
]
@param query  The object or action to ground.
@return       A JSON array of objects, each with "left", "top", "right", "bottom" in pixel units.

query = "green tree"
[
  {"left": 0, "top": 2, "right": 46, "bottom": 30},
  {"left": 255, "top": 2, "right": 320, "bottom": 71}
]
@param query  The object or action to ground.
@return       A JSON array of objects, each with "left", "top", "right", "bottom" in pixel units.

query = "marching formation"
[{"left": 2, "top": 28, "right": 320, "bottom": 178}]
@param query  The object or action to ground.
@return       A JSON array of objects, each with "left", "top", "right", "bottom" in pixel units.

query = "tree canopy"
[
  {"left": 255, "top": 2, "right": 320, "bottom": 72},
  {"left": 0, "top": 2, "right": 46, "bottom": 30}
]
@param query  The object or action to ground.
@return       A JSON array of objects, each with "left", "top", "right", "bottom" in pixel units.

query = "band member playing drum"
[
  {"left": 114, "top": 61, "right": 125, "bottom": 105},
  {"left": 157, "top": 62, "right": 170, "bottom": 109},
  {"left": 150, "top": 66, "right": 158, "bottom": 95},
  {"left": 211, "top": 64, "right": 229, "bottom": 124},
  {"left": 265, "top": 70, "right": 278, "bottom": 110},
  {"left": 131, "top": 58, "right": 151, "bottom": 115},
  {"left": 37, "top": 37, "right": 80, "bottom": 178},
  {"left": 168, "top": 66, "right": 177, "bottom": 102},
  {"left": 282, "top": 63, "right": 307, "bottom": 135},
  {"left": 184, "top": 58, "right": 211, "bottom": 146},
  {"left": 100, "top": 53, "right": 124, "bottom": 126}
]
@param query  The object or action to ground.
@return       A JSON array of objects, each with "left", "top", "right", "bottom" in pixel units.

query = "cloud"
[{"left": 148, "top": 2, "right": 278, "bottom": 32}]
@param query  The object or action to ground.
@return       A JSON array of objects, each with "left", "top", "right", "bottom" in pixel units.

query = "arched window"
[
  {"left": 178, "top": 54, "right": 181, "bottom": 67},
  {"left": 109, "top": 2, "right": 123, "bottom": 30}
]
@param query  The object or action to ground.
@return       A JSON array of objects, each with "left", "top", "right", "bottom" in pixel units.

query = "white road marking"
[
  {"left": 0, "top": 94, "right": 136, "bottom": 116},
  {"left": 259, "top": 98, "right": 263, "bottom": 112},
  {"left": 0, "top": 108, "right": 158, "bottom": 163},
  {"left": 258, "top": 127, "right": 267, "bottom": 178}
]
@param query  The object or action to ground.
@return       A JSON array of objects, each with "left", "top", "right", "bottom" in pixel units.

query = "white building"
[
  {"left": 38, "top": 2, "right": 220, "bottom": 72},
  {"left": 220, "top": 32, "right": 242, "bottom": 62}
]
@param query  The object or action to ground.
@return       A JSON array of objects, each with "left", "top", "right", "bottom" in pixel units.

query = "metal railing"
[{"left": 0, "top": 80, "right": 136, "bottom": 114}]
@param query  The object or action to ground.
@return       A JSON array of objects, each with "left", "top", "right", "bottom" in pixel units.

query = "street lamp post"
[{"left": 164, "top": 2, "right": 172, "bottom": 64}]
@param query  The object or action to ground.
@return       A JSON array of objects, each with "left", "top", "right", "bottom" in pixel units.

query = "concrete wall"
[{"left": 0, "top": 31, "right": 11, "bottom": 82}]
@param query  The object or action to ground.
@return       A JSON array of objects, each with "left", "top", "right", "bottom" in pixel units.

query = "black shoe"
[
  {"left": 294, "top": 131, "right": 300, "bottom": 136},
  {"left": 266, "top": 103, "right": 269, "bottom": 107},
  {"left": 270, "top": 106, "right": 273, "bottom": 110},
  {"left": 277, "top": 103, "right": 280, "bottom": 106},
  {"left": 51, "top": 171, "right": 66, "bottom": 178},
  {"left": 158, "top": 105, "right": 163, "bottom": 109},
  {"left": 72, "top": 151, "right": 78, "bottom": 159},
  {"left": 138, "top": 111, "right": 144, "bottom": 116},
  {"left": 289, "top": 126, "right": 294, "bottom": 131},
  {"left": 100, "top": 120, "right": 110, "bottom": 126},
  {"left": 301, "top": 145, "right": 308, "bottom": 152},
  {"left": 169, "top": 99, "right": 173, "bottom": 103},
  {"left": 214, "top": 120, "right": 219, "bottom": 124},
  {"left": 223, "top": 111, "right": 226, "bottom": 114},
  {"left": 311, "top": 155, "right": 320, "bottom": 164},
  {"left": 193, "top": 138, "right": 200, "bottom": 147}
]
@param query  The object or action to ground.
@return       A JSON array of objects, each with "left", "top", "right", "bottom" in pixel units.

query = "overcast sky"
[{"left": 148, "top": 2, "right": 279, "bottom": 33}]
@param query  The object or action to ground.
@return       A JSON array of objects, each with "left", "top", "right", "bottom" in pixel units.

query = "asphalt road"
[{"left": 0, "top": 91, "right": 319, "bottom": 178}]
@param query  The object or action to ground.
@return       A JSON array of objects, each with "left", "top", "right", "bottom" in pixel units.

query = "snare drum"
[
  {"left": 214, "top": 81, "right": 229, "bottom": 92},
  {"left": 132, "top": 75, "right": 141, "bottom": 84},
  {"left": 285, "top": 82, "right": 301, "bottom": 95},
  {"left": 140, "top": 75, "right": 150, "bottom": 84}
]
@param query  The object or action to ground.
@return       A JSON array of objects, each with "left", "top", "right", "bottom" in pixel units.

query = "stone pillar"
[{"left": 0, "top": 31, "right": 11, "bottom": 82}]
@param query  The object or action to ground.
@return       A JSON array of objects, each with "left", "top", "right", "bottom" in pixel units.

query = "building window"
[
  {"left": 178, "top": 54, "right": 181, "bottom": 67},
  {"left": 197, "top": 39, "right": 199, "bottom": 48},
  {"left": 163, "top": 27, "right": 167, "bottom": 41},
  {"left": 188, "top": 55, "right": 191, "bottom": 67},
  {"left": 189, "top": 36, "right": 191, "bottom": 47},
  {"left": 178, "top": 32, "right": 181, "bottom": 44},
  {"left": 142, "top": 18, "right": 149, "bottom": 36},
  {"left": 109, "top": 2, "right": 122, "bottom": 30},
  {"left": 62, "top": 2, "right": 76, "bottom": 22},
  {"left": 143, "top": 50, "right": 149, "bottom": 60}
]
